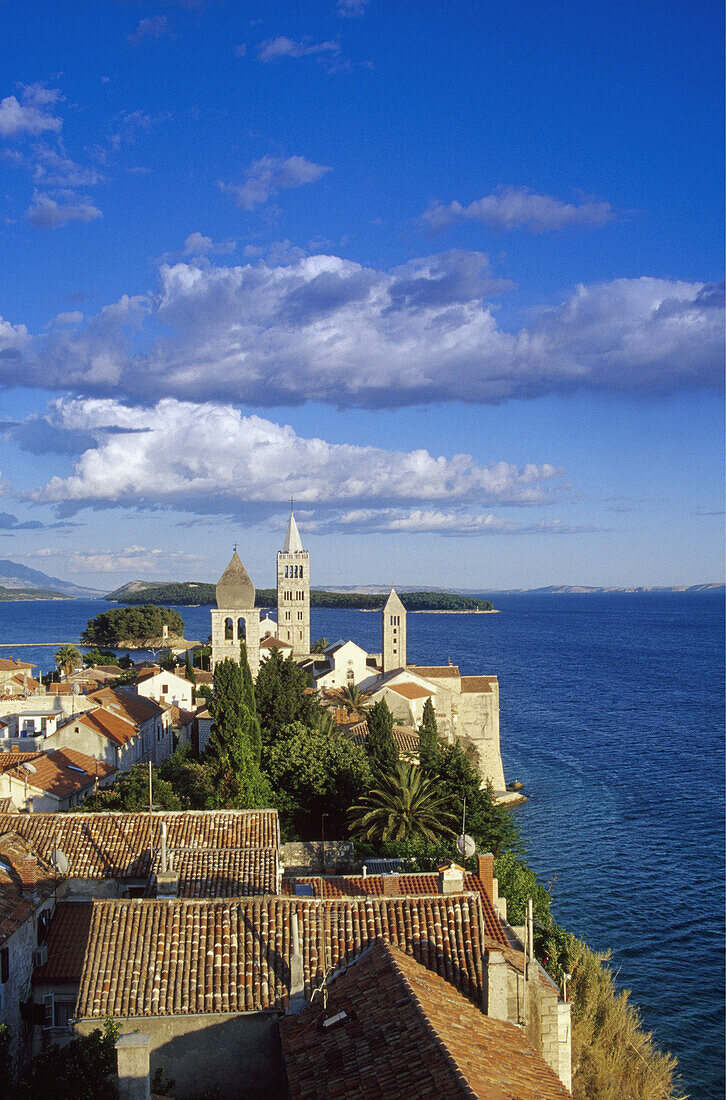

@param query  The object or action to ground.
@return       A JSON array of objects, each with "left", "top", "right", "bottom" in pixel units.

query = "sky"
[{"left": 0, "top": 0, "right": 723, "bottom": 592}]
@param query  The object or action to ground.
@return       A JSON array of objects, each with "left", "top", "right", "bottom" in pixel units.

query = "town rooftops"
[
  {"left": 75, "top": 892, "right": 484, "bottom": 1019},
  {"left": 0, "top": 809, "right": 280, "bottom": 880},
  {"left": 345, "top": 722, "right": 420, "bottom": 757},
  {"left": 280, "top": 940, "right": 570, "bottom": 1100},
  {"left": 33, "top": 901, "right": 93, "bottom": 984},
  {"left": 281, "top": 870, "right": 507, "bottom": 946},
  {"left": 1, "top": 748, "right": 115, "bottom": 800},
  {"left": 461, "top": 675, "right": 498, "bottom": 694},
  {"left": 260, "top": 635, "right": 293, "bottom": 651},
  {"left": 0, "top": 657, "right": 36, "bottom": 672},
  {"left": 0, "top": 751, "right": 44, "bottom": 773}
]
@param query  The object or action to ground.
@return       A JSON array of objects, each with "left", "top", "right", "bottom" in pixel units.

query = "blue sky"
[{"left": 0, "top": 0, "right": 722, "bottom": 590}]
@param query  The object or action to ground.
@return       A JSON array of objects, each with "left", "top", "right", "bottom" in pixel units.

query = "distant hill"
[
  {"left": 0, "top": 585, "right": 70, "bottom": 601},
  {"left": 105, "top": 580, "right": 493, "bottom": 612},
  {"left": 0, "top": 559, "right": 103, "bottom": 598},
  {"left": 468, "top": 583, "right": 725, "bottom": 595}
]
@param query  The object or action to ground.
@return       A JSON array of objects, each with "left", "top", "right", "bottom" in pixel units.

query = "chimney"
[
  {"left": 485, "top": 949, "right": 509, "bottom": 1020},
  {"left": 115, "top": 1033, "right": 151, "bottom": 1100},
  {"left": 382, "top": 874, "right": 399, "bottom": 896},
  {"left": 476, "top": 852, "right": 494, "bottom": 900},
  {"left": 438, "top": 861, "right": 465, "bottom": 895},
  {"left": 289, "top": 911, "right": 305, "bottom": 1013},
  {"left": 10, "top": 745, "right": 18, "bottom": 754}
]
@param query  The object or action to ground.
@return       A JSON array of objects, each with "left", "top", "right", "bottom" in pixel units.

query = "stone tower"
[
  {"left": 382, "top": 588, "right": 406, "bottom": 674},
  {"left": 276, "top": 505, "right": 310, "bottom": 656},
  {"left": 210, "top": 549, "right": 261, "bottom": 676}
]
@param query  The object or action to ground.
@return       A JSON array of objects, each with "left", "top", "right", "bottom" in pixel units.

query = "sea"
[{"left": 0, "top": 590, "right": 723, "bottom": 1099}]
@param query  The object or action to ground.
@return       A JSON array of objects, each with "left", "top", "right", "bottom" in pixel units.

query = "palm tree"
[
  {"left": 310, "top": 637, "right": 329, "bottom": 654},
  {"left": 329, "top": 682, "right": 372, "bottom": 718},
  {"left": 348, "top": 762, "right": 457, "bottom": 843},
  {"left": 55, "top": 644, "right": 82, "bottom": 679}
]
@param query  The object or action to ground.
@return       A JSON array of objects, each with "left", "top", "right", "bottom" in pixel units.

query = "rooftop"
[
  {"left": 88, "top": 687, "right": 163, "bottom": 726},
  {"left": 0, "top": 809, "right": 280, "bottom": 880},
  {"left": 407, "top": 665, "right": 461, "bottom": 679},
  {"left": 387, "top": 682, "right": 434, "bottom": 700},
  {"left": 73, "top": 706, "right": 138, "bottom": 747},
  {"left": 0, "top": 833, "right": 56, "bottom": 946},
  {"left": 34, "top": 901, "right": 93, "bottom": 984},
  {"left": 280, "top": 940, "right": 570, "bottom": 1100},
  {"left": 147, "top": 846, "right": 279, "bottom": 898},
  {"left": 2, "top": 748, "right": 115, "bottom": 800},
  {"left": 75, "top": 892, "right": 484, "bottom": 1018}
]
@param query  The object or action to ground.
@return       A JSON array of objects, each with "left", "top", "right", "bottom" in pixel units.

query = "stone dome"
[{"left": 216, "top": 551, "right": 255, "bottom": 609}]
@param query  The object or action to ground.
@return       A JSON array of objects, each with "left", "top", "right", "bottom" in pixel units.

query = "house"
[
  {"left": 87, "top": 687, "right": 173, "bottom": 765},
  {"left": 47, "top": 706, "right": 143, "bottom": 772},
  {"left": 135, "top": 665, "right": 194, "bottom": 712},
  {"left": 280, "top": 940, "right": 571, "bottom": 1100},
  {"left": 0, "top": 748, "right": 116, "bottom": 812},
  {"left": 0, "top": 832, "right": 57, "bottom": 1075},
  {"left": 307, "top": 639, "right": 377, "bottom": 691},
  {"left": 0, "top": 658, "right": 39, "bottom": 698}
]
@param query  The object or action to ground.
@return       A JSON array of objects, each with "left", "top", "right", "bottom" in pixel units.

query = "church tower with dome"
[{"left": 210, "top": 549, "right": 262, "bottom": 675}]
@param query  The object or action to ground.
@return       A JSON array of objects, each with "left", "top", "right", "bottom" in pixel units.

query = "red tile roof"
[
  {"left": 3, "top": 748, "right": 115, "bottom": 800},
  {"left": 407, "top": 665, "right": 461, "bottom": 679},
  {"left": 0, "top": 658, "right": 36, "bottom": 672},
  {"left": 147, "top": 847, "right": 279, "bottom": 898},
  {"left": 88, "top": 687, "right": 163, "bottom": 725},
  {"left": 260, "top": 636, "right": 293, "bottom": 650},
  {"left": 281, "top": 871, "right": 507, "bottom": 946},
  {"left": 460, "top": 675, "right": 498, "bottom": 694},
  {"left": 0, "top": 752, "right": 44, "bottom": 774},
  {"left": 75, "top": 892, "right": 484, "bottom": 1018},
  {"left": 75, "top": 706, "right": 138, "bottom": 746},
  {"left": 388, "top": 682, "right": 434, "bottom": 699},
  {"left": 0, "top": 810, "right": 280, "bottom": 880},
  {"left": 280, "top": 940, "right": 570, "bottom": 1100},
  {"left": 34, "top": 901, "right": 93, "bottom": 983}
]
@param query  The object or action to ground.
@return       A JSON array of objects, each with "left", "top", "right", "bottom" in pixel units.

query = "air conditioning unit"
[{"left": 34, "top": 945, "right": 48, "bottom": 967}]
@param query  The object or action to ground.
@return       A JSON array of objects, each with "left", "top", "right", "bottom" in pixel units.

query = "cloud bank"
[
  {"left": 220, "top": 156, "right": 331, "bottom": 210},
  {"left": 28, "top": 398, "right": 564, "bottom": 523},
  {"left": 7, "top": 252, "right": 720, "bottom": 408}
]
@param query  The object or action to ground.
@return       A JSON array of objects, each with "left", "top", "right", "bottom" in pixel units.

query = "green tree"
[
  {"left": 255, "top": 649, "right": 320, "bottom": 736},
  {"left": 310, "top": 637, "right": 329, "bottom": 653},
  {"left": 206, "top": 656, "right": 270, "bottom": 808},
  {"left": 54, "top": 644, "right": 82, "bottom": 678},
  {"left": 17, "top": 1018, "right": 119, "bottom": 1100},
  {"left": 348, "top": 762, "right": 457, "bottom": 843},
  {"left": 82, "top": 649, "right": 118, "bottom": 668},
  {"left": 72, "top": 763, "right": 181, "bottom": 813},
  {"left": 80, "top": 606, "right": 184, "bottom": 647},
  {"left": 423, "top": 740, "right": 518, "bottom": 856},
  {"left": 263, "top": 720, "right": 371, "bottom": 838},
  {"left": 184, "top": 649, "right": 196, "bottom": 686},
  {"left": 328, "top": 682, "right": 372, "bottom": 718},
  {"left": 159, "top": 746, "right": 216, "bottom": 809},
  {"left": 417, "top": 697, "right": 440, "bottom": 766},
  {"left": 365, "top": 698, "right": 398, "bottom": 773}
]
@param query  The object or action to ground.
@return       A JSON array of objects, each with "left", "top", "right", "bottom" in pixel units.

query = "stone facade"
[
  {"left": 276, "top": 511, "right": 310, "bottom": 656},
  {"left": 382, "top": 588, "right": 407, "bottom": 674}
]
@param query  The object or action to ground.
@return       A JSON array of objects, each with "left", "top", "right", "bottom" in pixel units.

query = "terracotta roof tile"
[
  {"left": 147, "top": 847, "right": 279, "bottom": 898},
  {"left": 280, "top": 941, "right": 570, "bottom": 1100},
  {"left": 0, "top": 752, "right": 44, "bottom": 774},
  {"left": 0, "top": 658, "right": 35, "bottom": 671},
  {"left": 460, "top": 676, "right": 498, "bottom": 694},
  {"left": 0, "top": 810, "right": 280, "bottom": 880},
  {"left": 75, "top": 706, "right": 138, "bottom": 747},
  {"left": 88, "top": 687, "right": 163, "bottom": 725},
  {"left": 34, "top": 901, "right": 93, "bottom": 983},
  {"left": 281, "top": 872, "right": 506, "bottom": 946},
  {"left": 75, "top": 892, "right": 484, "bottom": 1018},
  {"left": 407, "top": 665, "right": 461, "bottom": 679},
  {"left": 345, "top": 722, "right": 420, "bottom": 756},
  {"left": 388, "top": 682, "right": 434, "bottom": 699},
  {"left": 0, "top": 833, "right": 56, "bottom": 946}
]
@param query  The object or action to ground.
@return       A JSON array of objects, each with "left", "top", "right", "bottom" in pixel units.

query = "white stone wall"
[
  {"left": 276, "top": 549, "right": 310, "bottom": 656},
  {"left": 137, "top": 672, "right": 193, "bottom": 712},
  {"left": 211, "top": 608, "right": 261, "bottom": 676},
  {"left": 1, "top": 897, "right": 55, "bottom": 1078}
]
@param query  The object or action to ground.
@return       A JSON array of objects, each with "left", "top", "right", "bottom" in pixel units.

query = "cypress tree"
[
  {"left": 365, "top": 698, "right": 398, "bottom": 774},
  {"left": 206, "top": 657, "right": 269, "bottom": 807},
  {"left": 418, "top": 697, "right": 440, "bottom": 769},
  {"left": 184, "top": 649, "right": 196, "bottom": 686}
]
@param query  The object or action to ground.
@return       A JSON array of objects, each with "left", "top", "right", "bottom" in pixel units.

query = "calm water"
[{"left": 1, "top": 591, "right": 723, "bottom": 1098}]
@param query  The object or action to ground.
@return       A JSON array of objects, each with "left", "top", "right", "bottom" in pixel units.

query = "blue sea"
[{"left": 0, "top": 591, "right": 723, "bottom": 1098}]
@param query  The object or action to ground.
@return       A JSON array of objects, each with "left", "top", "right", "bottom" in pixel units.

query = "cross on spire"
[
  {"left": 290, "top": 497, "right": 294, "bottom": 514},
  {"left": 233, "top": 541, "right": 237, "bottom": 553}
]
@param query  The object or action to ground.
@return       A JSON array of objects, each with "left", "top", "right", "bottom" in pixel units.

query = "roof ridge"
[{"left": 378, "top": 942, "right": 480, "bottom": 1099}]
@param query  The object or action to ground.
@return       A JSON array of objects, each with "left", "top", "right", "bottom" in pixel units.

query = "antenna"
[
  {"left": 456, "top": 795, "right": 475, "bottom": 859},
  {"left": 50, "top": 850, "right": 69, "bottom": 876}
]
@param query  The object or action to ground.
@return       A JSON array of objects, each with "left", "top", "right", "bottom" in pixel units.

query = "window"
[
  {"left": 298, "top": 611, "right": 303, "bottom": 620},
  {"left": 161, "top": 684, "right": 168, "bottom": 694},
  {"left": 299, "top": 567, "right": 304, "bottom": 579},
  {"left": 224, "top": 617, "right": 233, "bottom": 640},
  {"left": 347, "top": 670, "right": 355, "bottom": 682},
  {"left": 1, "top": 946, "right": 8, "bottom": 983},
  {"left": 237, "top": 617, "right": 246, "bottom": 641},
  {"left": 285, "top": 611, "right": 291, "bottom": 621}
]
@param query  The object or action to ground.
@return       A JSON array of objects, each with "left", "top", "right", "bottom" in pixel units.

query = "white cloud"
[
  {"left": 220, "top": 155, "right": 331, "bottom": 210},
  {"left": 337, "top": 0, "right": 370, "bottom": 14},
  {"left": 30, "top": 144, "right": 104, "bottom": 188},
  {"left": 7, "top": 254, "right": 723, "bottom": 405},
  {"left": 183, "top": 232, "right": 235, "bottom": 256},
  {"left": 25, "top": 192, "right": 102, "bottom": 229},
  {"left": 128, "top": 16, "right": 171, "bottom": 45},
  {"left": 0, "top": 84, "right": 63, "bottom": 138},
  {"left": 419, "top": 186, "right": 616, "bottom": 234},
  {"left": 30, "top": 397, "right": 564, "bottom": 518},
  {"left": 334, "top": 509, "right": 589, "bottom": 535},
  {"left": 65, "top": 546, "right": 201, "bottom": 574},
  {"left": 256, "top": 36, "right": 340, "bottom": 62}
]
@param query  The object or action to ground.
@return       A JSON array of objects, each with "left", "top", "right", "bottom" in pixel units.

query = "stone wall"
[
  {"left": 75, "top": 1012, "right": 286, "bottom": 1100},
  {"left": 456, "top": 683, "right": 505, "bottom": 791},
  {"left": 1, "top": 897, "right": 55, "bottom": 1078},
  {"left": 281, "top": 840, "right": 356, "bottom": 875}
]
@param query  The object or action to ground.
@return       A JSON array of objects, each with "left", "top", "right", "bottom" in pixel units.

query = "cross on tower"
[{"left": 290, "top": 497, "right": 294, "bottom": 514}]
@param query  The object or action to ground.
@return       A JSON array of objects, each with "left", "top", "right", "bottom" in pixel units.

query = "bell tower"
[
  {"left": 382, "top": 588, "right": 406, "bottom": 674},
  {"left": 210, "top": 548, "right": 261, "bottom": 676},
  {"left": 276, "top": 502, "right": 310, "bottom": 656}
]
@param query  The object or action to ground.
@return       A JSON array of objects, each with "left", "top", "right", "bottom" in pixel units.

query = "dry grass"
[{"left": 569, "top": 938, "right": 686, "bottom": 1100}]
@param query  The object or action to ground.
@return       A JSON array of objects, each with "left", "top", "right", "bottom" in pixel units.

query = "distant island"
[
  {"left": 104, "top": 580, "right": 494, "bottom": 612},
  {"left": 0, "top": 585, "right": 71, "bottom": 601},
  {"left": 81, "top": 605, "right": 186, "bottom": 648}
]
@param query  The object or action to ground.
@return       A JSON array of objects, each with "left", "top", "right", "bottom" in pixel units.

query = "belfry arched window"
[
  {"left": 237, "top": 618, "right": 246, "bottom": 641},
  {"left": 224, "top": 617, "right": 233, "bottom": 640}
]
